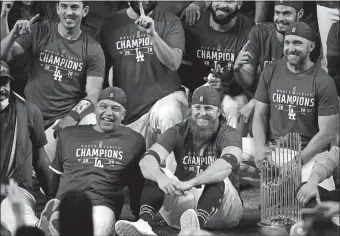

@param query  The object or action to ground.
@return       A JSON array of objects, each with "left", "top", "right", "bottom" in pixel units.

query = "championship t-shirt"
[
  {"left": 180, "top": 12, "right": 253, "bottom": 94},
  {"left": 98, "top": 8, "right": 185, "bottom": 125},
  {"left": 157, "top": 120, "right": 242, "bottom": 192},
  {"left": 16, "top": 22, "right": 105, "bottom": 129},
  {"left": 255, "top": 59, "right": 339, "bottom": 148},
  {"left": 327, "top": 21, "right": 340, "bottom": 95},
  {"left": 51, "top": 125, "right": 146, "bottom": 210}
]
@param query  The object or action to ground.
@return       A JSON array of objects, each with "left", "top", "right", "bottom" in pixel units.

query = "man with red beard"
[
  {"left": 115, "top": 86, "right": 243, "bottom": 236},
  {"left": 253, "top": 22, "right": 339, "bottom": 172},
  {"left": 179, "top": 0, "right": 252, "bottom": 136}
]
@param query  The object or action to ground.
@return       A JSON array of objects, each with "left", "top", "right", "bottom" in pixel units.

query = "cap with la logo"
[
  {"left": 192, "top": 85, "right": 221, "bottom": 107},
  {"left": 98, "top": 86, "right": 127, "bottom": 108},
  {"left": 0, "top": 61, "right": 14, "bottom": 81},
  {"left": 285, "top": 22, "right": 316, "bottom": 42}
]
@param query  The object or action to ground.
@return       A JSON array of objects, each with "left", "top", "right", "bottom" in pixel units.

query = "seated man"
[
  {"left": 39, "top": 87, "right": 146, "bottom": 236},
  {"left": 0, "top": 61, "right": 52, "bottom": 235},
  {"left": 115, "top": 86, "right": 243, "bottom": 235},
  {"left": 249, "top": 23, "right": 339, "bottom": 185}
]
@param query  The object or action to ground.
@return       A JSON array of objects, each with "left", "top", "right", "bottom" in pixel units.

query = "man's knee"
[{"left": 93, "top": 206, "right": 116, "bottom": 235}]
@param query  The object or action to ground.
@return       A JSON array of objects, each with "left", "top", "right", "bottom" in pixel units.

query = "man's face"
[
  {"left": 95, "top": 99, "right": 125, "bottom": 133},
  {"left": 210, "top": 1, "right": 241, "bottom": 25},
  {"left": 57, "top": 1, "right": 88, "bottom": 30},
  {"left": 190, "top": 104, "right": 220, "bottom": 128},
  {"left": 0, "top": 78, "right": 10, "bottom": 102},
  {"left": 274, "top": 5, "right": 298, "bottom": 34},
  {"left": 129, "top": 1, "right": 157, "bottom": 16},
  {"left": 284, "top": 35, "right": 313, "bottom": 66}
]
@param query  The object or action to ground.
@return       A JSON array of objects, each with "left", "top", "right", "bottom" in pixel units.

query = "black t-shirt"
[
  {"left": 98, "top": 8, "right": 185, "bottom": 125},
  {"left": 51, "top": 125, "right": 146, "bottom": 208},
  {"left": 180, "top": 12, "right": 253, "bottom": 93},
  {"left": 327, "top": 21, "right": 340, "bottom": 95},
  {"left": 255, "top": 59, "right": 339, "bottom": 147},
  {"left": 157, "top": 120, "right": 242, "bottom": 191}
]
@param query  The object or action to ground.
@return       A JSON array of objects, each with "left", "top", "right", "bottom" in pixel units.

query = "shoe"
[
  {"left": 178, "top": 209, "right": 200, "bottom": 236},
  {"left": 115, "top": 219, "right": 157, "bottom": 236},
  {"left": 38, "top": 199, "right": 61, "bottom": 236}
]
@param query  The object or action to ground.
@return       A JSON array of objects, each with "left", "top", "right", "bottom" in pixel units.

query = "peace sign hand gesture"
[
  {"left": 234, "top": 40, "right": 253, "bottom": 70},
  {"left": 135, "top": 2, "right": 156, "bottom": 36}
]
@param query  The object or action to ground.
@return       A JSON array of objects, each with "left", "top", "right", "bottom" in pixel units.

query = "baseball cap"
[
  {"left": 0, "top": 61, "right": 14, "bottom": 81},
  {"left": 97, "top": 87, "right": 127, "bottom": 109},
  {"left": 285, "top": 22, "right": 316, "bottom": 42},
  {"left": 274, "top": 1, "right": 303, "bottom": 10},
  {"left": 192, "top": 86, "right": 221, "bottom": 107}
]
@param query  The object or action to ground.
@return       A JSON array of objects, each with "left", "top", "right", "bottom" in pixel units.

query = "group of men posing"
[{"left": 0, "top": 0, "right": 339, "bottom": 236}]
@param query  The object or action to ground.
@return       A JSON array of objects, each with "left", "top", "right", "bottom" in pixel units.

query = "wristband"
[
  {"left": 68, "top": 99, "right": 94, "bottom": 122},
  {"left": 221, "top": 153, "right": 239, "bottom": 171},
  {"left": 143, "top": 150, "right": 161, "bottom": 164}
]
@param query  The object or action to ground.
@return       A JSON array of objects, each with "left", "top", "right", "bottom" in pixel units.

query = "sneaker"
[
  {"left": 178, "top": 209, "right": 200, "bottom": 236},
  {"left": 115, "top": 219, "right": 157, "bottom": 236},
  {"left": 38, "top": 199, "right": 61, "bottom": 236}
]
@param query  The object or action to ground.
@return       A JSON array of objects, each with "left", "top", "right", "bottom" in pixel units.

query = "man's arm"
[
  {"left": 33, "top": 147, "right": 53, "bottom": 199},
  {"left": 300, "top": 114, "right": 339, "bottom": 164},
  {"left": 0, "top": 1, "right": 13, "bottom": 40},
  {"left": 185, "top": 146, "right": 242, "bottom": 186},
  {"left": 253, "top": 101, "right": 270, "bottom": 167},
  {"left": 139, "top": 143, "right": 171, "bottom": 182}
]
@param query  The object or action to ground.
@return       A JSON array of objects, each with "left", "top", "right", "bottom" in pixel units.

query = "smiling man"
[
  {"left": 38, "top": 87, "right": 146, "bottom": 236},
  {"left": 0, "top": 1, "right": 105, "bottom": 164},
  {"left": 115, "top": 85, "right": 243, "bottom": 236},
  {"left": 252, "top": 22, "right": 339, "bottom": 170}
]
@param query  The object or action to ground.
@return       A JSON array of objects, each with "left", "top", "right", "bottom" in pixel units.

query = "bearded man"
[
  {"left": 115, "top": 85, "right": 243, "bottom": 236},
  {"left": 179, "top": 0, "right": 252, "bottom": 135}
]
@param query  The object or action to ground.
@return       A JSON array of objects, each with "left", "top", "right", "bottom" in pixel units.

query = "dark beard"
[
  {"left": 129, "top": 1, "right": 157, "bottom": 16},
  {"left": 210, "top": 8, "right": 239, "bottom": 25},
  {"left": 190, "top": 118, "right": 219, "bottom": 144}
]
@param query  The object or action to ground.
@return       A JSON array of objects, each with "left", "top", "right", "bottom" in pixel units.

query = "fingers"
[
  {"left": 29, "top": 13, "right": 40, "bottom": 24},
  {"left": 139, "top": 2, "right": 145, "bottom": 16},
  {"left": 189, "top": 9, "right": 195, "bottom": 26},
  {"left": 241, "top": 40, "right": 250, "bottom": 52},
  {"left": 53, "top": 127, "right": 60, "bottom": 139}
]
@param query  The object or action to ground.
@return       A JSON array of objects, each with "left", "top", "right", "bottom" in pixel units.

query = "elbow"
[
  {"left": 139, "top": 159, "right": 147, "bottom": 176},
  {"left": 168, "top": 60, "right": 181, "bottom": 71}
]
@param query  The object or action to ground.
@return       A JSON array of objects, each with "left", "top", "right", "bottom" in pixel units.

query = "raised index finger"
[
  {"left": 29, "top": 14, "right": 40, "bottom": 24},
  {"left": 241, "top": 40, "right": 250, "bottom": 52},
  {"left": 139, "top": 2, "right": 145, "bottom": 16}
]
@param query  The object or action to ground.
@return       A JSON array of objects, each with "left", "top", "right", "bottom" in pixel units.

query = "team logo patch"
[
  {"left": 199, "top": 94, "right": 204, "bottom": 102},
  {"left": 109, "top": 92, "right": 115, "bottom": 98},
  {"left": 292, "top": 26, "right": 296, "bottom": 33},
  {"left": 0, "top": 65, "right": 8, "bottom": 72}
]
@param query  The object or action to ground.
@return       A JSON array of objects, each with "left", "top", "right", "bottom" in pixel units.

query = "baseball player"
[
  {"left": 115, "top": 86, "right": 243, "bottom": 236},
  {"left": 252, "top": 22, "right": 339, "bottom": 172},
  {"left": 180, "top": 0, "right": 253, "bottom": 135},
  {"left": 0, "top": 1, "right": 105, "bottom": 163},
  {"left": 39, "top": 87, "right": 146, "bottom": 236}
]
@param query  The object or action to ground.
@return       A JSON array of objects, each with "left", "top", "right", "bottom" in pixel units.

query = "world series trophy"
[{"left": 258, "top": 133, "right": 302, "bottom": 235}]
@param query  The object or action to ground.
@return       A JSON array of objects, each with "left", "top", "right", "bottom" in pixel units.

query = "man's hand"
[
  {"left": 177, "top": 180, "right": 194, "bottom": 192},
  {"left": 234, "top": 41, "right": 252, "bottom": 70},
  {"left": 238, "top": 99, "right": 255, "bottom": 123},
  {"left": 1, "top": 179, "right": 23, "bottom": 206},
  {"left": 296, "top": 182, "right": 321, "bottom": 207},
  {"left": 254, "top": 145, "right": 268, "bottom": 170},
  {"left": 206, "top": 72, "right": 222, "bottom": 91},
  {"left": 180, "top": 3, "right": 201, "bottom": 26},
  {"left": 1, "top": 1, "right": 14, "bottom": 17},
  {"left": 315, "top": 201, "right": 340, "bottom": 217},
  {"left": 157, "top": 175, "right": 182, "bottom": 196},
  {"left": 135, "top": 2, "right": 156, "bottom": 36},
  {"left": 53, "top": 115, "right": 77, "bottom": 139},
  {"left": 12, "top": 14, "right": 39, "bottom": 36}
]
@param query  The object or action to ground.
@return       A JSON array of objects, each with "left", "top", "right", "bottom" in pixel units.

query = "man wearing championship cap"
[
  {"left": 253, "top": 22, "right": 339, "bottom": 173},
  {"left": 115, "top": 85, "right": 243, "bottom": 235},
  {"left": 39, "top": 87, "right": 146, "bottom": 236},
  {"left": 0, "top": 61, "right": 52, "bottom": 235}
]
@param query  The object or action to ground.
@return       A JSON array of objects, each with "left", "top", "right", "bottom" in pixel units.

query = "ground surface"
[{"left": 120, "top": 186, "right": 263, "bottom": 236}]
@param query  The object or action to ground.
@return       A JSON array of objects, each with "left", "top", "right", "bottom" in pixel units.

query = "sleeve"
[
  {"left": 316, "top": 74, "right": 340, "bottom": 116},
  {"left": 127, "top": 135, "right": 146, "bottom": 219},
  {"left": 50, "top": 132, "right": 65, "bottom": 175},
  {"left": 86, "top": 42, "right": 105, "bottom": 78},
  {"left": 162, "top": 15, "right": 185, "bottom": 53},
  {"left": 254, "top": 65, "right": 271, "bottom": 104},
  {"left": 246, "top": 25, "right": 261, "bottom": 67},
  {"left": 219, "top": 127, "right": 242, "bottom": 150},
  {"left": 326, "top": 22, "right": 339, "bottom": 58},
  {"left": 15, "top": 22, "right": 38, "bottom": 52},
  {"left": 313, "top": 146, "right": 339, "bottom": 179},
  {"left": 27, "top": 103, "right": 47, "bottom": 148},
  {"left": 156, "top": 126, "right": 179, "bottom": 154}
]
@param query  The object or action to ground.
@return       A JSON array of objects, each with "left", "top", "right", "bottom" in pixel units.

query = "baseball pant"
[
  {"left": 159, "top": 168, "right": 243, "bottom": 230},
  {"left": 1, "top": 187, "right": 38, "bottom": 235},
  {"left": 44, "top": 113, "right": 96, "bottom": 162}
]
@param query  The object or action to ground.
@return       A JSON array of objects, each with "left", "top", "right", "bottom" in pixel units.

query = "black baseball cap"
[
  {"left": 98, "top": 87, "right": 127, "bottom": 109},
  {"left": 0, "top": 61, "right": 14, "bottom": 81},
  {"left": 274, "top": 1, "right": 303, "bottom": 10},
  {"left": 285, "top": 22, "right": 316, "bottom": 42}
]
